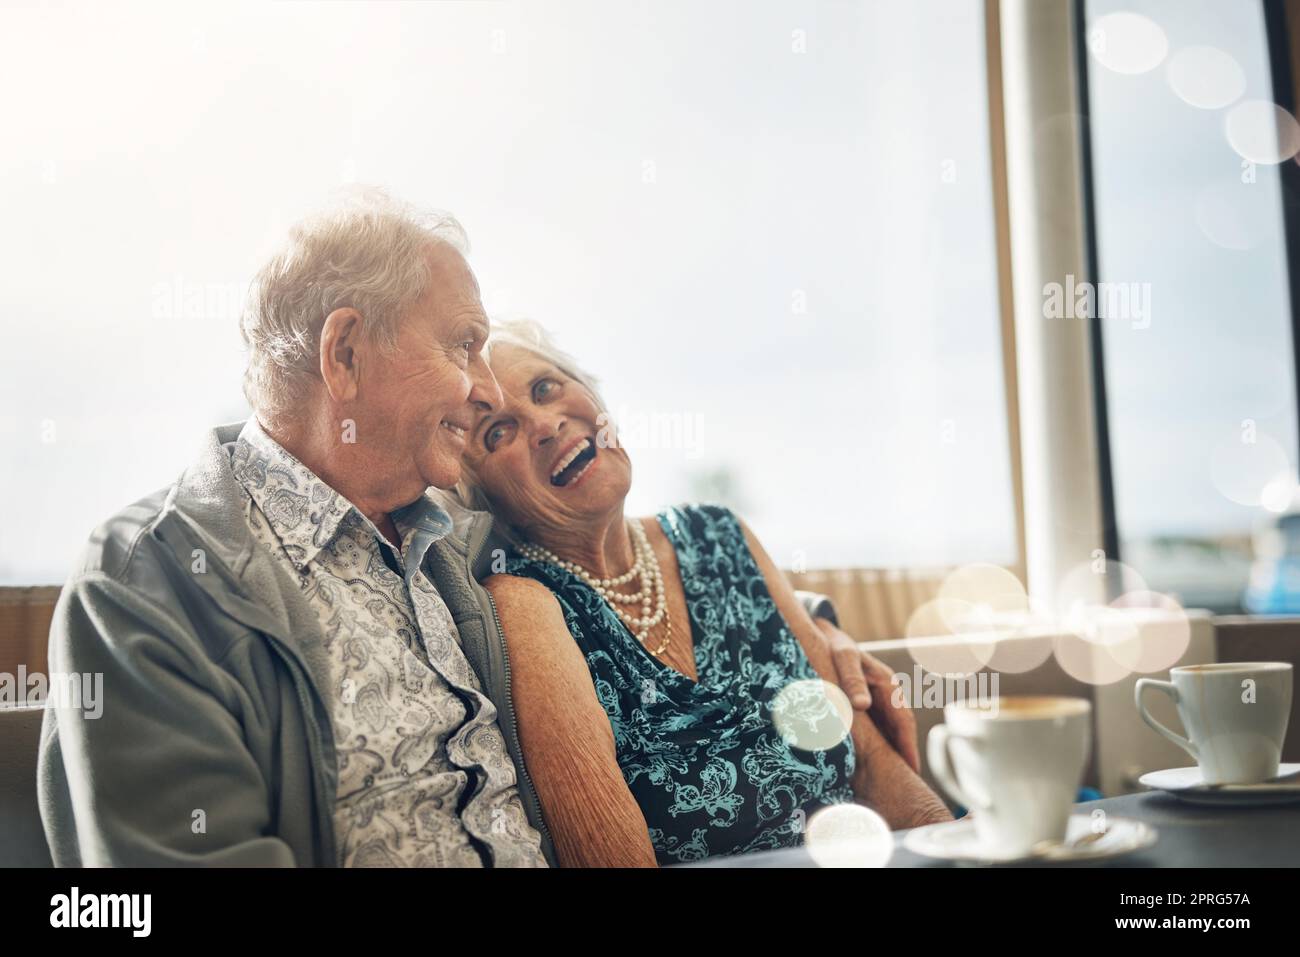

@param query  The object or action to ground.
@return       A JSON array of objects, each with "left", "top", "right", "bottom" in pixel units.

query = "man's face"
[{"left": 354, "top": 243, "right": 501, "bottom": 498}]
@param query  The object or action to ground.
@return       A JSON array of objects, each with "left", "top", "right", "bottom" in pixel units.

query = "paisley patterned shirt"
[
  {"left": 506, "top": 503, "right": 856, "bottom": 864},
  {"left": 230, "top": 419, "right": 545, "bottom": 868}
]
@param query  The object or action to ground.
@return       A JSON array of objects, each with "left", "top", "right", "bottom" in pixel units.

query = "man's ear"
[{"left": 319, "top": 307, "right": 364, "bottom": 403}]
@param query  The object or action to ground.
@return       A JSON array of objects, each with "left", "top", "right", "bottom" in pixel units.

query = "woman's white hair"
[
  {"left": 453, "top": 318, "right": 608, "bottom": 522},
  {"left": 240, "top": 186, "right": 467, "bottom": 428}
]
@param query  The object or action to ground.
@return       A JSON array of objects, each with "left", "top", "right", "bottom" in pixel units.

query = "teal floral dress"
[{"left": 505, "top": 504, "right": 856, "bottom": 864}]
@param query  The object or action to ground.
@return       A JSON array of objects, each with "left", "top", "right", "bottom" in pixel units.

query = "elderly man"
[{"left": 38, "top": 189, "right": 906, "bottom": 867}]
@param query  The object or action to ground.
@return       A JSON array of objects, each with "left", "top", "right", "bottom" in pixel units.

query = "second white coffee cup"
[{"left": 1135, "top": 661, "right": 1292, "bottom": 785}]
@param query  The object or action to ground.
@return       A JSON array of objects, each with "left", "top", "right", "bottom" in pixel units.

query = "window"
[
  {"left": 0, "top": 0, "right": 1015, "bottom": 584},
  {"left": 1084, "top": 0, "right": 1299, "bottom": 611}
]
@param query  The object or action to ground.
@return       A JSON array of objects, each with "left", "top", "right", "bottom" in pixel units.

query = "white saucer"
[
  {"left": 1138, "top": 763, "right": 1300, "bottom": 806},
  {"left": 902, "top": 813, "right": 1157, "bottom": 865}
]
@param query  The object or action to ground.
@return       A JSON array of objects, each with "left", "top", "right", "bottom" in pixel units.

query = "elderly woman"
[{"left": 458, "top": 321, "right": 952, "bottom": 866}]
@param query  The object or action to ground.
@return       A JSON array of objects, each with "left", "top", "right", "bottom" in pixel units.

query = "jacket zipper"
[
  {"left": 263, "top": 638, "right": 340, "bottom": 867},
  {"left": 469, "top": 524, "right": 556, "bottom": 858}
]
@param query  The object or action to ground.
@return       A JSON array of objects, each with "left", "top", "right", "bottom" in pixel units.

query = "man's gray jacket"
[
  {"left": 38, "top": 421, "right": 560, "bottom": 867},
  {"left": 38, "top": 421, "right": 839, "bottom": 867}
]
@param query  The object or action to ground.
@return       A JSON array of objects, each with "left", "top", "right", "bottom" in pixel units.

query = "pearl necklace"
[{"left": 518, "top": 520, "right": 672, "bottom": 656}]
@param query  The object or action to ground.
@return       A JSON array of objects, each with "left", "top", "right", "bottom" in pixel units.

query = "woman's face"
[{"left": 463, "top": 344, "right": 632, "bottom": 535}]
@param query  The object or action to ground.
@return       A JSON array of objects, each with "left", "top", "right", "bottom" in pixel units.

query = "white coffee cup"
[
  {"left": 1135, "top": 662, "right": 1292, "bottom": 785},
  {"left": 927, "top": 696, "right": 1092, "bottom": 857}
]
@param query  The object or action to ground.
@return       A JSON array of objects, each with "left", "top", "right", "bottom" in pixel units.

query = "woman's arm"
[
  {"left": 484, "top": 573, "right": 659, "bottom": 868},
  {"left": 735, "top": 517, "right": 953, "bottom": 830}
]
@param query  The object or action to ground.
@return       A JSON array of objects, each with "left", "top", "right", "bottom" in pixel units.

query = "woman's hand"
[{"left": 816, "top": 618, "right": 920, "bottom": 774}]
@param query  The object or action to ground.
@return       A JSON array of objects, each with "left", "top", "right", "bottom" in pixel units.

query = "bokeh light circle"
[
  {"left": 1055, "top": 558, "right": 1149, "bottom": 616},
  {"left": 1225, "top": 100, "right": 1300, "bottom": 164},
  {"left": 1050, "top": 560, "right": 1149, "bottom": 685},
  {"left": 1106, "top": 591, "right": 1192, "bottom": 674},
  {"left": 1210, "top": 432, "right": 1291, "bottom": 506},
  {"left": 1166, "top": 46, "right": 1245, "bottom": 109},
  {"left": 938, "top": 563, "right": 1029, "bottom": 620},
  {"left": 985, "top": 596, "right": 1058, "bottom": 674},
  {"left": 771, "top": 679, "right": 853, "bottom": 752},
  {"left": 904, "top": 598, "right": 998, "bottom": 677},
  {"left": 805, "top": 803, "right": 894, "bottom": 868},
  {"left": 1262, "top": 474, "right": 1299, "bottom": 514},
  {"left": 1087, "top": 13, "right": 1168, "bottom": 75},
  {"left": 1053, "top": 606, "right": 1140, "bottom": 686}
]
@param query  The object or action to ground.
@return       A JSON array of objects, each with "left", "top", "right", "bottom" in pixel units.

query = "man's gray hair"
[
  {"left": 240, "top": 187, "right": 468, "bottom": 426},
  {"left": 453, "top": 318, "right": 607, "bottom": 520}
]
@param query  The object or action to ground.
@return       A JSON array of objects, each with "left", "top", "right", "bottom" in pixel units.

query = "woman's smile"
[{"left": 549, "top": 437, "right": 598, "bottom": 487}]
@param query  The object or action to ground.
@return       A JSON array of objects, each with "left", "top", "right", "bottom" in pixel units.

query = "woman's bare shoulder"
[
  {"left": 482, "top": 573, "right": 573, "bottom": 653},
  {"left": 483, "top": 572, "right": 556, "bottom": 604}
]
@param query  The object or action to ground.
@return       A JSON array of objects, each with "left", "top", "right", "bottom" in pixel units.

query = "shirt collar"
[
  {"left": 390, "top": 493, "right": 456, "bottom": 585},
  {"left": 231, "top": 419, "right": 454, "bottom": 581}
]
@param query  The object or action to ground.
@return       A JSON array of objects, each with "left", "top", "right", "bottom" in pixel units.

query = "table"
[{"left": 687, "top": 791, "right": 1300, "bottom": 867}]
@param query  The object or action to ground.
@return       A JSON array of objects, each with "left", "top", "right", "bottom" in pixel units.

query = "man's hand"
[{"left": 816, "top": 618, "right": 921, "bottom": 774}]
